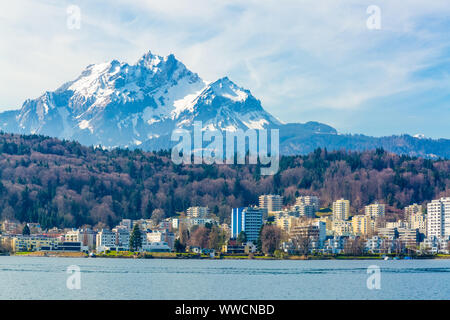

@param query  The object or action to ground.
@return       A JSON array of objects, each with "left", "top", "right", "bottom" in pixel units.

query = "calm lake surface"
[{"left": 0, "top": 256, "right": 448, "bottom": 299}]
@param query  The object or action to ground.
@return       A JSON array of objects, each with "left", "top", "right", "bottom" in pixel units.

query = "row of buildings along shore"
[{"left": 1, "top": 195, "right": 449, "bottom": 255}]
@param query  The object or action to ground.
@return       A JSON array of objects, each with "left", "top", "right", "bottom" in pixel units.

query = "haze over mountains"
[{"left": 1, "top": 50, "right": 449, "bottom": 158}]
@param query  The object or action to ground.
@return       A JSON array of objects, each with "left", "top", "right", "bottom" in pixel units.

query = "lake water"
[{"left": 0, "top": 256, "right": 448, "bottom": 299}]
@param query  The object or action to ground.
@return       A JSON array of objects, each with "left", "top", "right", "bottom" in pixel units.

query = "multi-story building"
[
  {"left": 115, "top": 229, "right": 130, "bottom": 249},
  {"left": 11, "top": 236, "right": 58, "bottom": 252},
  {"left": 186, "top": 206, "right": 210, "bottom": 218},
  {"left": 290, "top": 221, "right": 326, "bottom": 246},
  {"left": 352, "top": 214, "right": 373, "bottom": 236},
  {"left": 397, "top": 228, "right": 419, "bottom": 247},
  {"left": 409, "top": 213, "right": 427, "bottom": 235},
  {"left": 294, "top": 195, "right": 320, "bottom": 218},
  {"left": 275, "top": 215, "right": 299, "bottom": 233},
  {"left": 96, "top": 229, "right": 117, "bottom": 251},
  {"left": 294, "top": 204, "right": 317, "bottom": 218},
  {"left": 332, "top": 198, "right": 350, "bottom": 221},
  {"left": 332, "top": 220, "right": 353, "bottom": 236},
  {"left": 65, "top": 228, "right": 96, "bottom": 249},
  {"left": 118, "top": 219, "right": 133, "bottom": 230},
  {"left": 296, "top": 196, "right": 319, "bottom": 209},
  {"left": 146, "top": 230, "right": 175, "bottom": 249},
  {"left": 323, "top": 236, "right": 346, "bottom": 254},
  {"left": 365, "top": 236, "right": 385, "bottom": 254},
  {"left": 186, "top": 218, "right": 218, "bottom": 228},
  {"left": 427, "top": 197, "right": 450, "bottom": 239},
  {"left": 377, "top": 227, "right": 397, "bottom": 240},
  {"left": 171, "top": 218, "right": 180, "bottom": 229},
  {"left": 259, "top": 195, "right": 283, "bottom": 213},
  {"left": 420, "top": 236, "right": 449, "bottom": 254},
  {"left": 1, "top": 220, "right": 21, "bottom": 234},
  {"left": 231, "top": 207, "right": 263, "bottom": 243},
  {"left": 365, "top": 202, "right": 385, "bottom": 218},
  {"left": 386, "top": 220, "right": 407, "bottom": 229},
  {"left": 404, "top": 203, "right": 422, "bottom": 221},
  {"left": 315, "top": 216, "right": 333, "bottom": 235}
]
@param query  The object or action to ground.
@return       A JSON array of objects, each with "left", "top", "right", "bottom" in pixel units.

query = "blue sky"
[{"left": 1, "top": 0, "right": 449, "bottom": 138}]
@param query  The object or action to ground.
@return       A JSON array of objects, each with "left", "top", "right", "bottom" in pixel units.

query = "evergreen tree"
[
  {"left": 22, "top": 224, "right": 30, "bottom": 236},
  {"left": 129, "top": 224, "right": 142, "bottom": 252},
  {"left": 174, "top": 238, "right": 185, "bottom": 253}
]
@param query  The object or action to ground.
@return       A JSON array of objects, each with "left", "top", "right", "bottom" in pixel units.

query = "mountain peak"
[
  {"left": 206, "top": 77, "right": 249, "bottom": 102},
  {"left": 137, "top": 51, "right": 179, "bottom": 70},
  {"left": 138, "top": 50, "right": 161, "bottom": 64},
  {"left": 7, "top": 49, "right": 280, "bottom": 147}
]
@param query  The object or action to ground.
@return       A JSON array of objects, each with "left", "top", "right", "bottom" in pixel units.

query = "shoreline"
[{"left": 6, "top": 251, "right": 450, "bottom": 260}]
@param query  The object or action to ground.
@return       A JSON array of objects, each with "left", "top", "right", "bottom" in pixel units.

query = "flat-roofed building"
[
  {"left": 96, "top": 229, "right": 117, "bottom": 251},
  {"left": 231, "top": 207, "right": 263, "bottom": 243},
  {"left": 377, "top": 227, "right": 397, "bottom": 240},
  {"left": 404, "top": 203, "right": 422, "bottom": 221},
  {"left": 259, "top": 195, "right": 283, "bottom": 213},
  {"left": 186, "top": 206, "right": 210, "bottom": 218},
  {"left": 295, "top": 196, "right": 320, "bottom": 218},
  {"left": 276, "top": 215, "right": 299, "bottom": 233},
  {"left": 352, "top": 214, "right": 373, "bottom": 236},
  {"left": 332, "top": 198, "right": 350, "bottom": 221},
  {"left": 397, "top": 228, "right": 419, "bottom": 247},
  {"left": 427, "top": 197, "right": 450, "bottom": 239},
  {"left": 11, "top": 236, "right": 58, "bottom": 252},
  {"left": 332, "top": 220, "right": 353, "bottom": 236},
  {"left": 365, "top": 202, "right": 385, "bottom": 218},
  {"left": 409, "top": 213, "right": 427, "bottom": 235},
  {"left": 65, "top": 228, "right": 96, "bottom": 249}
]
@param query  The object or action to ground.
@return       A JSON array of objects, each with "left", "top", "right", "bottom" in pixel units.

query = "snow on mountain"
[
  {"left": 173, "top": 77, "right": 281, "bottom": 132},
  {"left": 0, "top": 50, "right": 449, "bottom": 159},
  {"left": 14, "top": 51, "right": 207, "bottom": 147},
  {"left": 9, "top": 51, "right": 282, "bottom": 148}
]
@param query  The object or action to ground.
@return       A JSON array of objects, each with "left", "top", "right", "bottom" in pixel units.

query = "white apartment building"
[
  {"left": 332, "top": 220, "right": 353, "bottom": 236},
  {"left": 397, "top": 228, "right": 419, "bottom": 247},
  {"left": 332, "top": 198, "right": 350, "bottom": 221},
  {"left": 116, "top": 230, "right": 130, "bottom": 249},
  {"left": 119, "top": 219, "right": 133, "bottom": 230},
  {"left": 96, "top": 229, "right": 116, "bottom": 251},
  {"left": 427, "top": 197, "right": 450, "bottom": 239},
  {"left": 409, "top": 213, "right": 427, "bottom": 235},
  {"left": 386, "top": 220, "right": 408, "bottom": 229},
  {"left": 65, "top": 228, "right": 96, "bottom": 249},
  {"left": 352, "top": 214, "right": 373, "bottom": 236},
  {"left": 404, "top": 203, "right": 422, "bottom": 221},
  {"left": 259, "top": 195, "right": 283, "bottom": 213},
  {"left": 186, "top": 206, "right": 210, "bottom": 218},
  {"left": 276, "top": 215, "right": 300, "bottom": 233},
  {"left": 365, "top": 202, "right": 385, "bottom": 218},
  {"left": 295, "top": 195, "right": 320, "bottom": 218},
  {"left": 377, "top": 227, "right": 396, "bottom": 240},
  {"left": 171, "top": 218, "right": 179, "bottom": 229},
  {"left": 294, "top": 204, "right": 317, "bottom": 218},
  {"left": 295, "top": 196, "right": 319, "bottom": 209},
  {"left": 186, "top": 218, "right": 217, "bottom": 228},
  {"left": 146, "top": 230, "right": 175, "bottom": 249}
]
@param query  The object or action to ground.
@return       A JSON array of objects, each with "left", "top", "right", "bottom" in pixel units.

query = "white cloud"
[{"left": 1, "top": 0, "right": 450, "bottom": 137}]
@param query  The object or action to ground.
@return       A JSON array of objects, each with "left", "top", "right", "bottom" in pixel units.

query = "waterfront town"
[{"left": 0, "top": 195, "right": 449, "bottom": 258}]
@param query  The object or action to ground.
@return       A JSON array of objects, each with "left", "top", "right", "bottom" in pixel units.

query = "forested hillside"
[{"left": 0, "top": 132, "right": 448, "bottom": 229}]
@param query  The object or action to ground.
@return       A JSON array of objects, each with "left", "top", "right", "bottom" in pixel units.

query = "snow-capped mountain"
[
  {"left": 1, "top": 50, "right": 449, "bottom": 159},
  {"left": 7, "top": 51, "right": 281, "bottom": 148}
]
